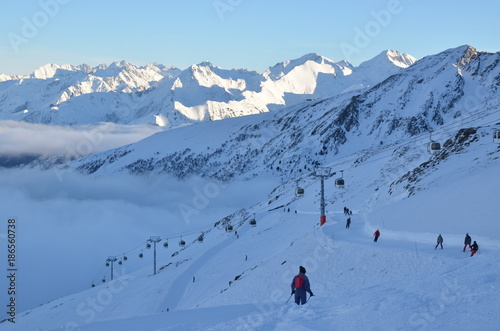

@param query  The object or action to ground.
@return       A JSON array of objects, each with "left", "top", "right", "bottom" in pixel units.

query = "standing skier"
[
  {"left": 346, "top": 217, "right": 351, "bottom": 229},
  {"left": 470, "top": 241, "right": 479, "bottom": 257},
  {"left": 291, "top": 266, "right": 314, "bottom": 305},
  {"left": 435, "top": 234, "right": 443, "bottom": 249},
  {"left": 463, "top": 233, "right": 472, "bottom": 252},
  {"left": 373, "top": 229, "right": 381, "bottom": 242}
]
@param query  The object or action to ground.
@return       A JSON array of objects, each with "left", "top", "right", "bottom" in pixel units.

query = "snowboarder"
[
  {"left": 463, "top": 233, "right": 472, "bottom": 252},
  {"left": 291, "top": 266, "right": 314, "bottom": 305},
  {"left": 435, "top": 234, "right": 443, "bottom": 249},
  {"left": 346, "top": 217, "right": 351, "bottom": 229},
  {"left": 470, "top": 241, "right": 479, "bottom": 257},
  {"left": 373, "top": 229, "right": 381, "bottom": 242}
]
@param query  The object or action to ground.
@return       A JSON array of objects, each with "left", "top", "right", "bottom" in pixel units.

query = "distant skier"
[
  {"left": 470, "top": 241, "right": 479, "bottom": 257},
  {"left": 193, "top": 276, "right": 195, "bottom": 282},
  {"left": 463, "top": 233, "right": 472, "bottom": 252},
  {"left": 346, "top": 217, "right": 351, "bottom": 229},
  {"left": 291, "top": 266, "right": 314, "bottom": 305},
  {"left": 373, "top": 229, "right": 381, "bottom": 242},
  {"left": 435, "top": 234, "right": 443, "bottom": 249}
]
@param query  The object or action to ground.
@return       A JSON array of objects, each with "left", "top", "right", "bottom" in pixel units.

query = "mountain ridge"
[
  {"left": 0, "top": 49, "right": 417, "bottom": 127},
  {"left": 64, "top": 46, "right": 499, "bottom": 185}
]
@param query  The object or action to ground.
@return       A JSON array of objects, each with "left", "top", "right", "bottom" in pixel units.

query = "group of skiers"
[{"left": 434, "top": 233, "right": 479, "bottom": 256}]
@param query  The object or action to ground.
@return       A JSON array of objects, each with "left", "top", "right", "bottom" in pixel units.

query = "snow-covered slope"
[
  {"left": 0, "top": 50, "right": 415, "bottom": 127},
  {"left": 7, "top": 120, "right": 500, "bottom": 330}
]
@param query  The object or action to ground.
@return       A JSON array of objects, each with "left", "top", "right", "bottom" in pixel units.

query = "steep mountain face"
[
  {"left": 0, "top": 51, "right": 415, "bottom": 127},
  {"left": 67, "top": 46, "right": 499, "bottom": 191}
]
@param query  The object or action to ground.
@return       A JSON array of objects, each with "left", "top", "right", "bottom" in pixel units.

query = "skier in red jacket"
[
  {"left": 373, "top": 229, "right": 381, "bottom": 242},
  {"left": 291, "top": 266, "right": 314, "bottom": 305}
]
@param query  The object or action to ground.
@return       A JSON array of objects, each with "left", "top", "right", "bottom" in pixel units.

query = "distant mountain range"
[
  {"left": 65, "top": 45, "right": 500, "bottom": 184},
  {"left": 0, "top": 50, "right": 416, "bottom": 127}
]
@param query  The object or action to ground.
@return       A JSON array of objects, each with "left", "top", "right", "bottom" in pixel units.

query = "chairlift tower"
[
  {"left": 313, "top": 167, "right": 335, "bottom": 226},
  {"left": 147, "top": 236, "right": 162, "bottom": 275},
  {"left": 106, "top": 256, "right": 117, "bottom": 281}
]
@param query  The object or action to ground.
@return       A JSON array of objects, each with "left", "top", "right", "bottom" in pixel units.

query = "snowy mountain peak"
[
  {"left": 384, "top": 49, "right": 417, "bottom": 68},
  {"left": 31, "top": 63, "right": 76, "bottom": 79},
  {"left": 454, "top": 45, "right": 478, "bottom": 67},
  {"left": 265, "top": 53, "right": 342, "bottom": 80},
  {"left": 359, "top": 49, "right": 417, "bottom": 70},
  {"left": 196, "top": 60, "right": 215, "bottom": 68}
]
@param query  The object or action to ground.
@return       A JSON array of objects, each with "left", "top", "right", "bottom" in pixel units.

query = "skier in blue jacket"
[{"left": 291, "top": 266, "right": 314, "bottom": 305}]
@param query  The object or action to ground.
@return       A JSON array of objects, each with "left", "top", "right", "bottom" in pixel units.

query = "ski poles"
[{"left": 285, "top": 293, "right": 293, "bottom": 305}]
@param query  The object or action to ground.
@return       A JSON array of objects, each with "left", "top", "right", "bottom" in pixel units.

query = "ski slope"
[{"left": 8, "top": 171, "right": 500, "bottom": 330}]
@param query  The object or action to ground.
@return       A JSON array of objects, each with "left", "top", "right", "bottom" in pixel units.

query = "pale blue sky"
[{"left": 1, "top": 0, "right": 499, "bottom": 75}]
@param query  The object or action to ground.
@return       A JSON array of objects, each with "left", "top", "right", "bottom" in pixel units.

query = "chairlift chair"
[
  {"left": 179, "top": 238, "right": 186, "bottom": 247},
  {"left": 197, "top": 234, "right": 204, "bottom": 243},
  {"left": 335, "top": 170, "right": 345, "bottom": 189},
  {"left": 296, "top": 187, "right": 304, "bottom": 196},
  {"left": 494, "top": 130, "right": 500, "bottom": 143},
  {"left": 249, "top": 219, "right": 257, "bottom": 227},
  {"left": 225, "top": 225, "right": 233, "bottom": 232},
  {"left": 428, "top": 141, "right": 441, "bottom": 154},
  {"left": 163, "top": 241, "right": 169, "bottom": 248}
]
